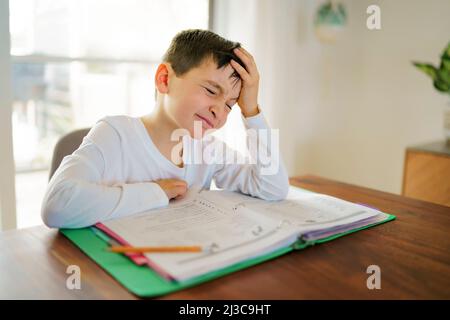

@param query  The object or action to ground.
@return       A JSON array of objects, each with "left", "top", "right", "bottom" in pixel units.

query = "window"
[{"left": 9, "top": 0, "right": 210, "bottom": 228}]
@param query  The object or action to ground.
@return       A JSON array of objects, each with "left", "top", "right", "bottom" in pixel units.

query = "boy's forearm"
[
  {"left": 42, "top": 179, "right": 169, "bottom": 229},
  {"left": 213, "top": 109, "right": 289, "bottom": 201}
]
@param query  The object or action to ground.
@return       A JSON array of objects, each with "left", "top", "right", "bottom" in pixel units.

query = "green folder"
[{"left": 60, "top": 193, "right": 396, "bottom": 298}]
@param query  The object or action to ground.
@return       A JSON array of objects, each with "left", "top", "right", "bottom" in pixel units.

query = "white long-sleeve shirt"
[{"left": 41, "top": 111, "right": 289, "bottom": 229}]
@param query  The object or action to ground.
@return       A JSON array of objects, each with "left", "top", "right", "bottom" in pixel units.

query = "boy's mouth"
[{"left": 194, "top": 114, "right": 214, "bottom": 129}]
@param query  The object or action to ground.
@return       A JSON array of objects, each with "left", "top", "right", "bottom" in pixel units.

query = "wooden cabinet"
[{"left": 402, "top": 141, "right": 450, "bottom": 207}]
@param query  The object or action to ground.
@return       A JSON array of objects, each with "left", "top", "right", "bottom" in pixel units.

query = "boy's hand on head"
[
  {"left": 154, "top": 179, "right": 188, "bottom": 200},
  {"left": 230, "top": 47, "right": 260, "bottom": 118}
]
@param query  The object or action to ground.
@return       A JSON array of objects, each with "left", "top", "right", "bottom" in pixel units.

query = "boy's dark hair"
[{"left": 162, "top": 29, "right": 246, "bottom": 82}]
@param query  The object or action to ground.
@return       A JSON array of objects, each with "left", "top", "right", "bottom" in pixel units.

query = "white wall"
[{"left": 214, "top": 0, "right": 450, "bottom": 194}]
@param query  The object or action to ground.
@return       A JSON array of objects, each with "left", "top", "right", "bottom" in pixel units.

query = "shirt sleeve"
[
  {"left": 41, "top": 121, "right": 169, "bottom": 229},
  {"left": 212, "top": 110, "right": 289, "bottom": 201}
]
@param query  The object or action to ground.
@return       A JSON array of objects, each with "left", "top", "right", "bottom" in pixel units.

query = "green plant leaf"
[
  {"left": 438, "top": 67, "right": 450, "bottom": 84},
  {"left": 440, "top": 42, "right": 450, "bottom": 72},
  {"left": 434, "top": 79, "right": 450, "bottom": 93},
  {"left": 413, "top": 42, "right": 450, "bottom": 95},
  {"left": 441, "top": 58, "right": 450, "bottom": 72},
  {"left": 413, "top": 62, "right": 438, "bottom": 81}
]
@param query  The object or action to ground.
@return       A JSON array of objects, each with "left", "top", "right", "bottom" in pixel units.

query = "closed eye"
[
  {"left": 203, "top": 86, "right": 234, "bottom": 110},
  {"left": 204, "top": 87, "right": 216, "bottom": 95},
  {"left": 226, "top": 100, "right": 237, "bottom": 110}
]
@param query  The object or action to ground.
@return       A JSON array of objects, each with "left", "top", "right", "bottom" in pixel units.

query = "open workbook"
[{"left": 98, "top": 186, "right": 393, "bottom": 282}]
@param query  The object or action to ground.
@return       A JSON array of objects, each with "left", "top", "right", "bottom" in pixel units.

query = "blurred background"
[{"left": 0, "top": 0, "right": 449, "bottom": 230}]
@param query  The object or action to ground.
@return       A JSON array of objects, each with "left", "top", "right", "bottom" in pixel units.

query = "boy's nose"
[{"left": 209, "top": 105, "right": 225, "bottom": 122}]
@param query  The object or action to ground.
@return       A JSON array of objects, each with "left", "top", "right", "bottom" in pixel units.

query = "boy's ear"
[{"left": 155, "top": 63, "right": 171, "bottom": 94}]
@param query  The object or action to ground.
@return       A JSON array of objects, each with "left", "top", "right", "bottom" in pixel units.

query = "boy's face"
[{"left": 162, "top": 57, "right": 242, "bottom": 138}]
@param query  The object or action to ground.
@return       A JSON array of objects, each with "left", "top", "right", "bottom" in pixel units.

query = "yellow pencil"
[{"left": 108, "top": 245, "right": 203, "bottom": 253}]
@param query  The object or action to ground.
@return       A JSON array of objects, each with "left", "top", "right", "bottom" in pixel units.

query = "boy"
[{"left": 42, "top": 29, "right": 289, "bottom": 228}]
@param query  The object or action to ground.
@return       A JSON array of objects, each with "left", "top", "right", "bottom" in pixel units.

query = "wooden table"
[{"left": 1, "top": 175, "right": 449, "bottom": 299}]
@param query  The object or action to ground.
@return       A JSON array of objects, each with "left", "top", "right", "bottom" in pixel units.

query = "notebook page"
[
  {"left": 201, "top": 187, "right": 382, "bottom": 234},
  {"left": 102, "top": 188, "right": 299, "bottom": 281}
]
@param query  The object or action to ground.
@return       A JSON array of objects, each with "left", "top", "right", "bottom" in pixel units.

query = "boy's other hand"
[
  {"left": 230, "top": 47, "right": 260, "bottom": 118},
  {"left": 154, "top": 179, "right": 188, "bottom": 200}
]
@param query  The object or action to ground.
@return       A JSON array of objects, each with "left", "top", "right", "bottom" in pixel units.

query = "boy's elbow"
[
  {"left": 259, "top": 178, "right": 289, "bottom": 201},
  {"left": 41, "top": 193, "right": 71, "bottom": 228},
  {"left": 269, "top": 169, "right": 290, "bottom": 201},
  {"left": 279, "top": 182, "right": 290, "bottom": 200},
  {"left": 264, "top": 163, "right": 289, "bottom": 201},
  {"left": 41, "top": 204, "right": 63, "bottom": 229},
  {"left": 271, "top": 181, "right": 289, "bottom": 201},
  {"left": 41, "top": 180, "right": 81, "bottom": 229}
]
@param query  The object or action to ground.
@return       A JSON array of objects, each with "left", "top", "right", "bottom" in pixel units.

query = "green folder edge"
[{"left": 60, "top": 197, "right": 396, "bottom": 298}]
